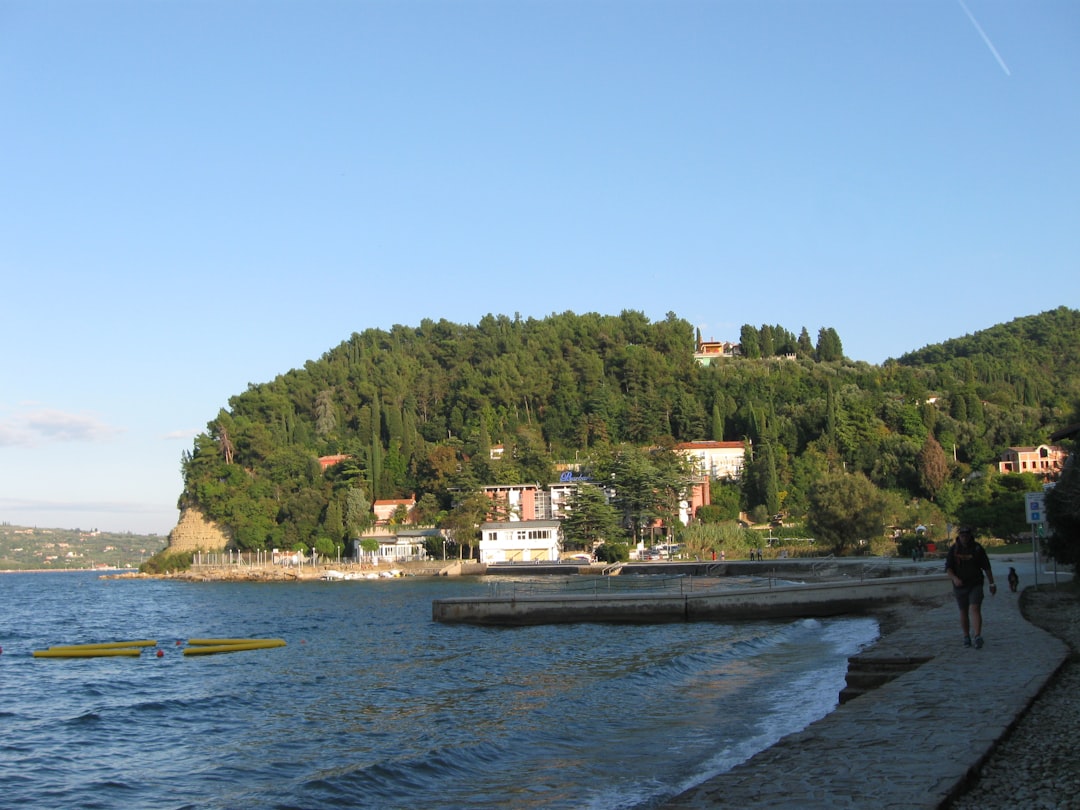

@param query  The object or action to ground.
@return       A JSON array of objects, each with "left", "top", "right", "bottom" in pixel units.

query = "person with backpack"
[{"left": 945, "top": 526, "right": 997, "bottom": 649}]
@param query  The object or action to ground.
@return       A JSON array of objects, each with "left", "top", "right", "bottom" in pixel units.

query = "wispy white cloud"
[
  {"left": 0, "top": 496, "right": 163, "bottom": 515},
  {"left": 0, "top": 408, "right": 123, "bottom": 447},
  {"left": 0, "top": 497, "right": 176, "bottom": 534},
  {"left": 163, "top": 428, "right": 202, "bottom": 441}
]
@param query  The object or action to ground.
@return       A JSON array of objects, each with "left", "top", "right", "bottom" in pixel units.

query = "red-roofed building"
[
  {"left": 694, "top": 340, "right": 740, "bottom": 365},
  {"left": 373, "top": 496, "right": 417, "bottom": 525},
  {"left": 317, "top": 454, "right": 352, "bottom": 471},
  {"left": 998, "top": 445, "right": 1065, "bottom": 479}
]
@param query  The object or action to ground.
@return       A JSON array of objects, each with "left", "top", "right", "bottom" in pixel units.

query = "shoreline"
[
  {"left": 1, "top": 566, "right": 138, "bottom": 575},
  {"left": 662, "top": 557, "right": 1073, "bottom": 808},
  {"left": 101, "top": 559, "right": 459, "bottom": 582}
]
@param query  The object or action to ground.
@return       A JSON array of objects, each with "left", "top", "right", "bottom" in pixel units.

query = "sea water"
[{"left": 0, "top": 572, "right": 879, "bottom": 809}]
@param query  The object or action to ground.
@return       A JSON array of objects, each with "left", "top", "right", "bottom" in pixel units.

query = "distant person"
[
  {"left": 945, "top": 526, "right": 997, "bottom": 649},
  {"left": 1007, "top": 567, "right": 1019, "bottom": 593}
]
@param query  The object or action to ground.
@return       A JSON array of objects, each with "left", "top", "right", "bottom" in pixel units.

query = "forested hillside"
[
  {"left": 178, "top": 308, "right": 1080, "bottom": 553},
  {"left": 0, "top": 524, "right": 164, "bottom": 571}
]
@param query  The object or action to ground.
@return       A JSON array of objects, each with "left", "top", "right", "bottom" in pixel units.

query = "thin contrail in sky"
[{"left": 957, "top": 0, "right": 1011, "bottom": 76}]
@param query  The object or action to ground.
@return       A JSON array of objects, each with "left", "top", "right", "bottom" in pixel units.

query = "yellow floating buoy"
[
  {"left": 182, "top": 638, "right": 287, "bottom": 656},
  {"left": 33, "top": 647, "right": 145, "bottom": 658},
  {"left": 46, "top": 640, "right": 158, "bottom": 650},
  {"left": 186, "top": 638, "right": 285, "bottom": 646},
  {"left": 30, "top": 638, "right": 285, "bottom": 658}
]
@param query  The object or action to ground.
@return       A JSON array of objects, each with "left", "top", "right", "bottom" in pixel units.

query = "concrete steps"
[{"left": 839, "top": 654, "right": 931, "bottom": 704}]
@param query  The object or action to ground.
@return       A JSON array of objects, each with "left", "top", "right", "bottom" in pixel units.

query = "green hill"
[
  {"left": 177, "top": 308, "right": 1080, "bottom": 551},
  {"left": 0, "top": 524, "right": 166, "bottom": 571}
]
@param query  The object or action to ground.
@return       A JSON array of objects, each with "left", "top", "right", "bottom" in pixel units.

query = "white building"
[
  {"left": 674, "top": 440, "right": 747, "bottom": 480},
  {"left": 479, "top": 520, "right": 562, "bottom": 564},
  {"left": 538, "top": 481, "right": 577, "bottom": 520},
  {"left": 354, "top": 529, "right": 434, "bottom": 564}
]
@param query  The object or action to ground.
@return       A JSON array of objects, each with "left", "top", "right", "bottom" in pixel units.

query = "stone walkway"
[{"left": 663, "top": 560, "right": 1070, "bottom": 809}]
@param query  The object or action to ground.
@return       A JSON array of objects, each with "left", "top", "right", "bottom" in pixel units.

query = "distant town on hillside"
[{"left": 0, "top": 524, "right": 166, "bottom": 571}]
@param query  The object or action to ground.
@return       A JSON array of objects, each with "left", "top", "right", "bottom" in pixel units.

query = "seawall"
[{"left": 432, "top": 573, "right": 947, "bottom": 625}]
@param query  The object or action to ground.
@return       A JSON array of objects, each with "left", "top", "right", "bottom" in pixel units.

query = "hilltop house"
[
  {"left": 998, "top": 445, "right": 1066, "bottom": 479},
  {"left": 694, "top": 340, "right": 740, "bottom": 366}
]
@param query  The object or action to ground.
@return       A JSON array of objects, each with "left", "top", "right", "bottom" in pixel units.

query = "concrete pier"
[{"left": 432, "top": 572, "right": 947, "bottom": 625}]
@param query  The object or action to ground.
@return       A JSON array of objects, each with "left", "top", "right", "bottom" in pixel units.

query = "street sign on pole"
[
  {"left": 1024, "top": 491, "right": 1045, "bottom": 524},
  {"left": 1024, "top": 492, "right": 1046, "bottom": 585}
]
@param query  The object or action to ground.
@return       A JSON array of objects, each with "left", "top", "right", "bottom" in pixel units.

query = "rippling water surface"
[{"left": 0, "top": 572, "right": 879, "bottom": 809}]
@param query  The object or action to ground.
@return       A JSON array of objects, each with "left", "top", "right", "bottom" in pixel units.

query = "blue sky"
[{"left": 1, "top": 0, "right": 1077, "bottom": 536}]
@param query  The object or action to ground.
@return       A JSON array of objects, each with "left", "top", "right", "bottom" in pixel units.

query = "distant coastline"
[{"left": 1, "top": 567, "right": 138, "bottom": 575}]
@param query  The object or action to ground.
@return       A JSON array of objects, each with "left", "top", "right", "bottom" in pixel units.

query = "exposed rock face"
[{"left": 167, "top": 508, "right": 232, "bottom": 552}]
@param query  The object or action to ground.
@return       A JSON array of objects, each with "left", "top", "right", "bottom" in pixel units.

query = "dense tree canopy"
[
  {"left": 806, "top": 472, "right": 890, "bottom": 553},
  {"left": 561, "top": 483, "right": 623, "bottom": 550},
  {"left": 177, "top": 308, "right": 1080, "bottom": 552}
]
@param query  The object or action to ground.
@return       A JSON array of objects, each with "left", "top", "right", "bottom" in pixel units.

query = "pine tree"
[
  {"left": 797, "top": 327, "right": 814, "bottom": 357},
  {"left": 711, "top": 402, "right": 724, "bottom": 441},
  {"left": 917, "top": 433, "right": 949, "bottom": 501},
  {"left": 323, "top": 499, "right": 345, "bottom": 542},
  {"left": 740, "top": 324, "right": 761, "bottom": 359}
]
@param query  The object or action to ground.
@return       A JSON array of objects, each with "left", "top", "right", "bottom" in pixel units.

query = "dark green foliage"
[
  {"left": 140, "top": 550, "right": 194, "bottom": 574},
  {"left": 1046, "top": 458, "right": 1080, "bottom": 566},
  {"left": 176, "top": 308, "right": 1080, "bottom": 550},
  {"left": 744, "top": 441, "right": 780, "bottom": 516},
  {"left": 917, "top": 433, "right": 949, "bottom": 500},
  {"left": 438, "top": 491, "right": 489, "bottom": 560},
  {"left": 314, "top": 535, "right": 338, "bottom": 559},
  {"left": 806, "top": 472, "right": 889, "bottom": 554},
  {"left": 591, "top": 443, "right": 696, "bottom": 546},
  {"left": 898, "top": 307, "right": 1080, "bottom": 439},
  {"left": 815, "top": 327, "right": 844, "bottom": 362},
  {"left": 955, "top": 471, "right": 1043, "bottom": 541},
  {"left": 706, "top": 481, "right": 742, "bottom": 521},
  {"left": 594, "top": 541, "right": 630, "bottom": 563},
  {"left": 562, "top": 484, "right": 625, "bottom": 549}
]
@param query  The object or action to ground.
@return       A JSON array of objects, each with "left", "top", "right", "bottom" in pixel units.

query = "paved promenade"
[{"left": 664, "top": 556, "right": 1071, "bottom": 809}]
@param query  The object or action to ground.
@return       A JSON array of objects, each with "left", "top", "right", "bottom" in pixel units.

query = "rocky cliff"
[{"left": 167, "top": 508, "right": 231, "bottom": 552}]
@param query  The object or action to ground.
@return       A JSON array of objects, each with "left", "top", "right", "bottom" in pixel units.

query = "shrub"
[
  {"left": 140, "top": 550, "right": 194, "bottom": 574},
  {"left": 594, "top": 542, "right": 630, "bottom": 563}
]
